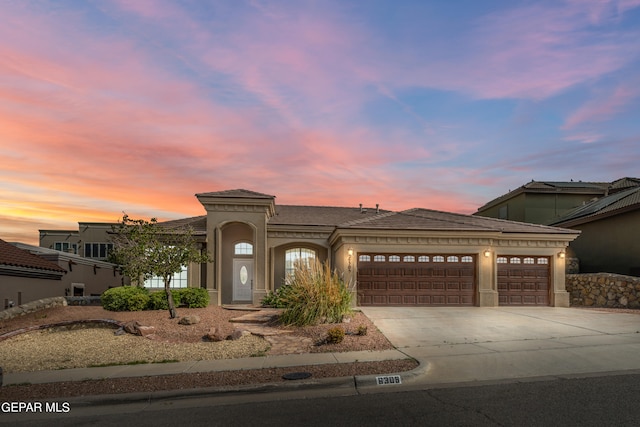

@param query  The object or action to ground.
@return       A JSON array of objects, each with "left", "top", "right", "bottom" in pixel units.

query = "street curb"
[{"left": 59, "top": 376, "right": 359, "bottom": 407}]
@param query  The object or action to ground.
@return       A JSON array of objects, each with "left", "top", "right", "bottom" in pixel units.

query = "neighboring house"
[
  {"left": 474, "top": 180, "right": 610, "bottom": 225},
  {"left": 476, "top": 177, "right": 640, "bottom": 277},
  {"left": 39, "top": 222, "right": 116, "bottom": 260},
  {"left": 144, "top": 189, "right": 579, "bottom": 307},
  {"left": 1, "top": 239, "right": 124, "bottom": 310},
  {"left": 1, "top": 238, "right": 66, "bottom": 309},
  {"left": 549, "top": 181, "right": 640, "bottom": 276}
]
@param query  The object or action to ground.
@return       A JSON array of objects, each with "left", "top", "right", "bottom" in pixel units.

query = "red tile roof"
[{"left": 0, "top": 239, "right": 66, "bottom": 273}]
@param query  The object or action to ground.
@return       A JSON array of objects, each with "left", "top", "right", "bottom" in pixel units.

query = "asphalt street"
[{"left": 3, "top": 372, "right": 639, "bottom": 426}]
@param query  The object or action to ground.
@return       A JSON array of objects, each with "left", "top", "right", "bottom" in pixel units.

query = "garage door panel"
[
  {"left": 497, "top": 256, "right": 550, "bottom": 306},
  {"left": 358, "top": 253, "right": 476, "bottom": 306}
]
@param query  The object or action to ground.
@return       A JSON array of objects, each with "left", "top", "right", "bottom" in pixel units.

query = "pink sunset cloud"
[
  {"left": 1, "top": 0, "right": 639, "bottom": 245},
  {"left": 563, "top": 83, "right": 640, "bottom": 130}
]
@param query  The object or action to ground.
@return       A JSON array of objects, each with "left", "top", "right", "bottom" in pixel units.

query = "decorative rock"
[
  {"left": 123, "top": 320, "right": 142, "bottom": 335},
  {"left": 227, "top": 329, "right": 250, "bottom": 340},
  {"left": 178, "top": 315, "right": 201, "bottom": 325},
  {"left": 137, "top": 325, "right": 156, "bottom": 337}
]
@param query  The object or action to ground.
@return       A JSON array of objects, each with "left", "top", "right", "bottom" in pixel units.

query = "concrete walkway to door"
[{"left": 359, "top": 307, "right": 640, "bottom": 386}]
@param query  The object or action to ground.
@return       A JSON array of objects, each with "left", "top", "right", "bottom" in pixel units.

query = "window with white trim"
[
  {"left": 144, "top": 265, "right": 188, "bottom": 288},
  {"left": 374, "top": 255, "right": 385, "bottom": 262},
  {"left": 462, "top": 256, "right": 473, "bottom": 263},
  {"left": 447, "top": 256, "right": 459, "bottom": 262},
  {"left": 537, "top": 258, "right": 549, "bottom": 264},
  {"left": 497, "top": 257, "right": 507, "bottom": 263},
  {"left": 389, "top": 255, "right": 400, "bottom": 262},
  {"left": 510, "top": 257, "right": 521, "bottom": 264},
  {"left": 524, "top": 257, "right": 535, "bottom": 264},
  {"left": 84, "top": 243, "right": 113, "bottom": 259},
  {"left": 403, "top": 255, "right": 415, "bottom": 262},
  {"left": 285, "top": 248, "right": 316, "bottom": 277},
  {"left": 55, "top": 242, "right": 78, "bottom": 254},
  {"left": 433, "top": 256, "right": 444, "bottom": 262},
  {"left": 418, "top": 256, "right": 429, "bottom": 262},
  {"left": 359, "top": 255, "right": 371, "bottom": 262},
  {"left": 234, "top": 242, "right": 253, "bottom": 255}
]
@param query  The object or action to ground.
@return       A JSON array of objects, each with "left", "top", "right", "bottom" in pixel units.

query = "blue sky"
[{"left": 1, "top": 0, "right": 639, "bottom": 244}]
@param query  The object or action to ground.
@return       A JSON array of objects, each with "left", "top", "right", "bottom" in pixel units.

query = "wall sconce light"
[
  {"left": 483, "top": 249, "right": 491, "bottom": 258},
  {"left": 347, "top": 247, "right": 354, "bottom": 272},
  {"left": 558, "top": 250, "right": 566, "bottom": 259}
]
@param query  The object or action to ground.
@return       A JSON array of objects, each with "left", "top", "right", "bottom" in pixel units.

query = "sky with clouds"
[{"left": 1, "top": 0, "right": 639, "bottom": 244}]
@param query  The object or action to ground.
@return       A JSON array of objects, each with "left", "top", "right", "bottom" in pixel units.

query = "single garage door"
[
  {"left": 497, "top": 256, "right": 550, "bottom": 306},
  {"left": 357, "top": 253, "right": 475, "bottom": 306}
]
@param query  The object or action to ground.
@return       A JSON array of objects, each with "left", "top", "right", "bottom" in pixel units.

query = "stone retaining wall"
[
  {"left": 566, "top": 273, "right": 640, "bottom": 308},
  {"left": 0, "top": 297, "right": 68, "bottom": 321}
]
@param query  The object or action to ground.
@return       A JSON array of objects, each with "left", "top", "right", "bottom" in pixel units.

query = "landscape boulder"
[{"left": 178, "top": 315, "right": 201, "bottom": 325}]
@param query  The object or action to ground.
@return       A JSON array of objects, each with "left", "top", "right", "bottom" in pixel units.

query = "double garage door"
[
  {"left": 357, "top": 253, "right": 476, "bottom": 306},
  {"left": 357, "top": 253, "right": 550, "bottom": 306}
]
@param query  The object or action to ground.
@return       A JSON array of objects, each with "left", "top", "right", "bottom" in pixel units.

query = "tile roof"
[
  {"left": 550, "top": 186, "right": 640, "bottom": 226},
  {"left": 0, "top": 239, "right": 66, "bottom": 273},
  {"left": 340, "top": 208, "right": 577, "bottom": 234},
  {"left": 269, "top": 205, "right": 390, "bottom": 226},
  {"left": 157, "top": 215, "right": 208, "bottom": 235},
  {"left": 196, "top": 189, "right": 275, "bottom": 199}
]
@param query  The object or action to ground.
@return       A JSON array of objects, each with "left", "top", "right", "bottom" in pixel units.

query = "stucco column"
[
  {"left": 477, "top": 250, "right": 499, "bottom": 307},
  {"left": 252, "top": 218, "right": 268, "bottom": 305},
  {"left": 552, "top": 251, "right": 570, "bottom": 307},
  {"left": 205, "top": 226, "right": 219, "bottom": 306}
]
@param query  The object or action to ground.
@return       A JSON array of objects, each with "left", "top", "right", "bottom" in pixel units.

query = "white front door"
[{"left": 233, "top": 259, "right": 253, "bottom": 301}]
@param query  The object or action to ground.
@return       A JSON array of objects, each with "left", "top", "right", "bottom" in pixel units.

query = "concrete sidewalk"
[{"left": 3, "top": 349, "right": 409, "bottom": 386}]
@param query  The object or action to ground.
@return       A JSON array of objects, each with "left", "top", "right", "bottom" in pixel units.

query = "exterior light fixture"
[
  {"left": 483, "top": 249, "right": 491, "bottom": 258},
  {"left": 558, "top": 250, "right": 566, "bottom": 259},
  {"left": 347, "top": 247, "right": 354, "bottom": 272}
]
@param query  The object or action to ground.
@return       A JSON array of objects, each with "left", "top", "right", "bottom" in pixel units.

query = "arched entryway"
[{"left": 221, "top": 222, "right": 254, "bottom": 304}]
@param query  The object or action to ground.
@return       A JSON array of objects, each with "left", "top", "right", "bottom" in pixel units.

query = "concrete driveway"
[{"left": 360, "top": 307, "right": 640, "bottom": 385}]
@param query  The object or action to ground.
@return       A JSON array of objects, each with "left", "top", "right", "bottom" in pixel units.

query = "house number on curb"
[{"left": 376, "top": 375, "right": 402, "bottom": 385}]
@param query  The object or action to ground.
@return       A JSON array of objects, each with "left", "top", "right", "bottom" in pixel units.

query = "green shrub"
[
  {"left": 326, "top": 326, "right": 345, "bottom": 344},
  {"left": 147, "top": 290, "right": 188, "bottom": 310},
  {"left": 101, "top": 286, "right": 150, "bottom": 311},
  {"left": 179, "top": 288, "right": 209, "bottom": 308},
  {"left": 356, "top": 325, "right": 368, "bottom": 336},
  {"left": 279, "top": 260, "right": 352, "bottom": 326},
  {"left": 261, "top": 284, "right": 294, "bottom": 308}
]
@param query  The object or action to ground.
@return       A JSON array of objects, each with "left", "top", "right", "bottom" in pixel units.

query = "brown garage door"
[
  {"left": 357, "top": 253, "right": 475, "bottom": 306},
  {"left": 497, "top": 256, "right": 550, "bottom": 306}
]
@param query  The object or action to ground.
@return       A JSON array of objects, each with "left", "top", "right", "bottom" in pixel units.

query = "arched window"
[
  {"left": 433, "top": 256, "right": 445, "bottom": 262},
  {"left": 461, "top": 256, "right": 473, "bottom": 263},
  {"left": 358, "top": 254, "right": 371, "bottom": 262},
  {"left": 285, "top": 248, "right": 316, "bottom": 277},
  {"left": 403, "top": 255, "right": 415, "bottom": 262},
  {"left": 447, "top": 256, "right": 459, "bottom": 262},
  {"left": 389, "top": 255, "right": 400, "bottom": 262},
  {"left": 234, "top": 242, "right": 253, "bottom": 255}
]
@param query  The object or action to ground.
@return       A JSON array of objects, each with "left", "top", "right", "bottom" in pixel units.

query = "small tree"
[{"left": 109, "top": 214, "right": 210, "bottom": 318}]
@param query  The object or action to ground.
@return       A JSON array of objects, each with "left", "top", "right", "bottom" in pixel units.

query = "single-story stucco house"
[{"left": 151, "top": 189, "right": 578, "bottom": 307}]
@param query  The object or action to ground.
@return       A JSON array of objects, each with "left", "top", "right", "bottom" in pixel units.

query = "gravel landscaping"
[{"left": 0, "top": 305, "right": 417, "bottom": 399}]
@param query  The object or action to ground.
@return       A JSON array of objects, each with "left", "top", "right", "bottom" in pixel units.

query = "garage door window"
[
  {"left": 359, "top": 255, "right": 371, "bottom": 262},
  {"left": 404, "top": 255, "right": 415, "bottom": 262},
  {"left": 389, "top": 255, "right": 400, "bottom": 262},
  {"left": 374, "top": 255, "right": 385, "bottom": 262},
  {"left": 510, "top": 257, "right": 521, "bottom": 264},
  {"left": 462, "top": 256, "right": 473, "bottom": 263},
  {"left": 433, "top": 256, "right": 444, "bottom": 262},
  {"left": 418, "top": 256, "right": 429, "bottom": 262},
  {"left": 537, "top": 258, "right": 548, "bottom": 264},
  {"left": 497, "top": 257, "right": 507, "bottom": 263}
]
